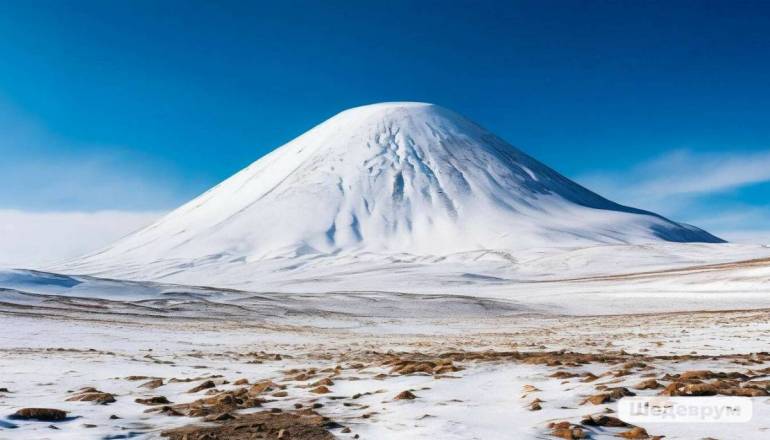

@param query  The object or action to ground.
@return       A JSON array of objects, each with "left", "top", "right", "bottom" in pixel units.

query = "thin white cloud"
[
  {"left": 0, "top": 209, "right": 164, "bottom": 269},
  {"left": 579, "top": 149, "right": 770, "bottom": 207},
  {"left": 633, "top": 150, "right": 770, "bottom": 197},
  {"left": 577, "top": 149, "right": 770, "bottom": 244}
]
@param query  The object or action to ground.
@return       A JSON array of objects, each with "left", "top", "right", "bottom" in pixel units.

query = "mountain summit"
[{"left": 64, "top": 102, "right": 722, "bottom": 277}]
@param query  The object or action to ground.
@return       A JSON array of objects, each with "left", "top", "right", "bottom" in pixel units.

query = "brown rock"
[
  {"left": 161, "top": 409, "right": 334, "bottom": 440},
  {"left": 580, "top": 415, "right": 629, "bottom": 428},
  {"left": 662, "top": 382, "right": 717, "bottom": 396},
  {"left": 10, "top": 408, "right": 68, "bottom": 421},
  {"left": 618, "top": 427, "right": 649, "bottom": 439},
  {"left": 433, "top": 363, "right": 460, "bottom": 375},
  {"left": 550, "top": 423, "right": 587, "bottom": 439},
  {"left": 135, "top": 396, "right": 172, "bottom": 405},
  {"left": 633, "top": 379, "right": 661, "bottom": 390},
  {"left": 582, "top": 393, "right": 611, "bottom": 405},
  {"left": 394, "top": 390, "right": 417, "bottom": 400},
  {"left": 140, "top": 379, "right": 164, "bottom": 389},
  {"left": 249, "top": 380, "right": 280, "bottom": 395},
  {"left": 660, "top": 382, "right": 684, "bottom": 396},
  {"left": 722, "top": 387, "right": 769, "bottom": 397},
  {"left": 187, "top": 380, "right": 216, "bottom": 393},
  {"left": 311, "top": 378, "right": 334, "bottom": 387},
  {"left": 310, "top": 386, "right": 331, "bottom": 394},
  {"left": 679, "top": 370, "right": 717, "bottom": 381},
  {"left": 605, "top": 387, "right": 635, "bottom": 399},
  {"left": 550, "top": 370, "right": 579, "bottom": 379},
  {"left": 67, "top": 391, "right": 116, "bottom": 404}
]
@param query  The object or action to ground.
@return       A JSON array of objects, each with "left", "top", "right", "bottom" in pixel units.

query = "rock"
[
  {"left": 745, "top": 380, "right": 770, "bottom": 390},
  {"left": 161, "top": 409, "right": 334, "bottom": 440},
  {"left": 157, "top": 406, "right": 184, "bottom": 417},
  {"left": 605, "top": 387, "right": 635, "bottom": 399},
  {"left": 272, "top": 391, "right": 289, "bottom": 397},
  {"left": 661, "top": 382, "right": 718, "bottom": 396},
  {"left": 549, "top": 421, "right": 587, "bottom": 439},
  {"left": 187, "top": 380, "right": 216, "bottom": 393},
  {"left": 678, "top": 370, "right": 714, "bottom": 381},
  {"left": 394, "top": 390, "right": 417, "bottom": 400},
  {"left": 67, "top": 389, "right": 116, "bottom": 404},
  {"left": 140, "top": 379, "right": 164, "bottom": 389},
  {"left": 311, "top": 378, "right": 334, "bottom": 387},
  {"left": 10, "top": 408, "right": 68, "bottom": 421},
  {"left": 341, "top": 427, "right": 351, "bottom": 433},
  {"left": 249, "top": 380, "right": 280, "bottom": 395},
  {"left": 550, "top": 371, "right": 579, "bottom": 379},
  {"left": 208, "top": 413, "right": 235, "bottom": 421},
  {"left": 582, "top": 393, "right": 611, "bottom": 405},
  {"left": 433, "top": 363, "right": 461, "bottom": 375},
  {"left": 722, "top": 387, "right": 768, "bottom": 397},
  {"left": 660, "top": 382, "right": 684, "bottom": 396},
  {"left": 580, "top": 415, "right": 629, "bottom": 427},
  {"left": 618, "top": 427, "right": 649, "bottom": 439},
  {"left": 135, "top": 396, "right": 172, "bottom": 405},
  {"left": 623, "top": 361, "right": 647, "bottom": 369},
  {"left": 311, "top": 386, "right": 331, "bottom": 394},
  {"left": 233, "top": 378, "right": 249, "bottom": 385},
  {"left": 683, "top": 383, "right": 718, "bottom": 396},
  {"left": 633, "top": 379, "right": 661, "bottom": 390}
]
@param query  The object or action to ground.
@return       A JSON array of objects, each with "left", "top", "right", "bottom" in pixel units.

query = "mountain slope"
[{"left": 60, "top": 102, "right": 722, "bottom": 281}]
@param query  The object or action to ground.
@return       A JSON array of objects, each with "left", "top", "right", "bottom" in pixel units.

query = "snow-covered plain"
[
  {"left": 3, "top": 242, "right": 770, "bottom": 439},
  {"left": 3, "top": 273, "right": 770, "bottom": 440}
]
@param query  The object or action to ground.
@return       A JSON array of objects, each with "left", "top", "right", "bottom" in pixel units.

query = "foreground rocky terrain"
[{"left": 2, "top": 285, "right": 770, "bottom": 439}]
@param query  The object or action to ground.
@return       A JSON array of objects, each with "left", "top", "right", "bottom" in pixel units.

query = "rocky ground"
[{"left": 2, "top": 296, "right": 770, "bottom": 439}]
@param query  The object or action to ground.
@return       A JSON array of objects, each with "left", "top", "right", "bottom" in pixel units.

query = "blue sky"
[{"left": 2, "top": 0, "right": 770, "bottom": 265}]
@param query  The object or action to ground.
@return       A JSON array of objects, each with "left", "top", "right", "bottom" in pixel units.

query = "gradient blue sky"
[{"left": 2, "top": 0, "right": 770, "bottom": 265}]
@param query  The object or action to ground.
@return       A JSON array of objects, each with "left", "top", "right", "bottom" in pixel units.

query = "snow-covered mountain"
[{"left": 60, "top": 102, "right": 722, "bottom": 282}]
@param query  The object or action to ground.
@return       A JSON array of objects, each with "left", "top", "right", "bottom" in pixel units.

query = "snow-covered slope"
[{"left": 60, "top": 102, "right": 722, "bottom": 282}]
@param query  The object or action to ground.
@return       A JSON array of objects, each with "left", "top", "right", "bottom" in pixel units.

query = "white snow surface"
[{"left": 58, "top": 102, "right": 723, "bottom": 286}]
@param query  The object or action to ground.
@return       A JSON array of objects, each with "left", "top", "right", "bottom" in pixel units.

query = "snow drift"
[{"left": 61, "top": 102, "right": 722, "bottom": 280}]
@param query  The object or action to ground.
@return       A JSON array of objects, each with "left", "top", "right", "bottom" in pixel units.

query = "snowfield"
[{"left": 2, "top": 267, "right": 770, "bottom": 440}]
